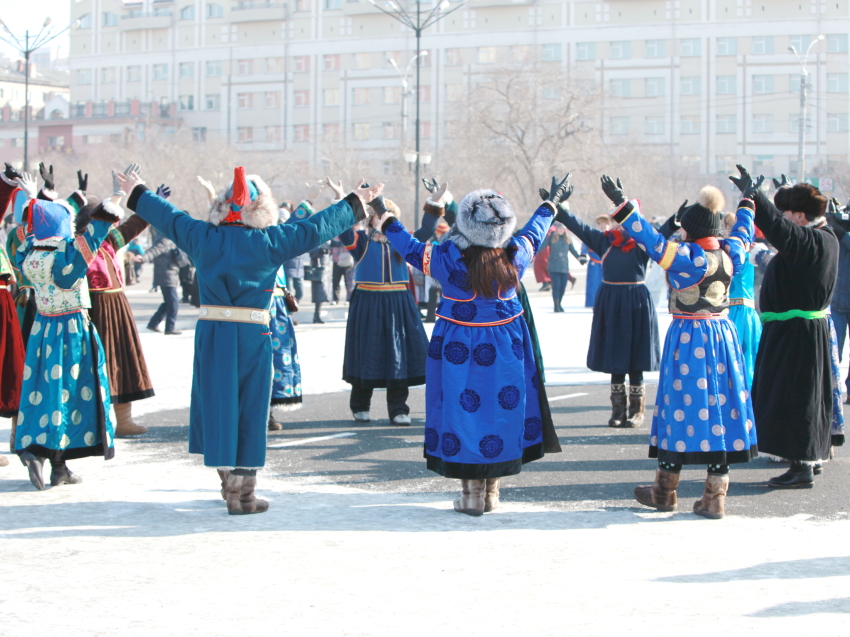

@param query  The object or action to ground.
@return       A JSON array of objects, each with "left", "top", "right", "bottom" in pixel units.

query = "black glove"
[
  {"left": 772, "top": 174, "right": 790, "bottom": 190},
  {"left": 600, "top": 175, "right": 627, "bottom": 206},
  {"left": 156, "top": 184, "right": 172, "bottom": 200},
  {"left": 39, "top": 163, "right": 55, "bottom": 191},
  {"left": 544, "top": 173, "right": 573, "bottom": 206},
  {"left": 368, "top": 195, "right": 389, "bottom": 215},
  {"left": 422, "top": 177, "right": 439, "bottom": 194},
  {"left": 4, "top": 162, "right": 22, "bottom": 182},
  {"left": 578, "top": 255, "right": 588, "bottom": 266},
  {"left": 729, "top": 164, "right": 764, "bottom": 199},
  {"left": 76, "top": 170, "right": 88, "bottom": 194}
]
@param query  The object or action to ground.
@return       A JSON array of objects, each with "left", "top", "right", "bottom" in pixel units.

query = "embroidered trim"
[
  {"left": 658, "top": 242, "right": 678, "bottom": 270},
  {"left": 442, "top": 292, "right": 477, "bottom": 302},
  {"left": 729, "top": 298, "right": 755, "bottom": 309},
  {"left": 671, "top": 312, "right": 728, "bottom": 320},
  {"left": 436, "top": 312, "right": 522, "bottom": 327},
  {"left": 74, "top": 235, "right": 96, "bottom": 265},
  {"left": 602, "top": 280, "right": 646, "bottom": 285},
  {"left": 16, "top": 226, "right": 26, "bottom": 242},
  {"left": 356, "top": 283, "right": 408, "bottom": 292},
  {"left": 344, "top": 233, "right": 358, "bottom": 251},
  {"left": 422, "top": 244, "right": 433, "bottom": 277},
  {"left": 109, "top": 227, "right": 126, "bottom": 250}
]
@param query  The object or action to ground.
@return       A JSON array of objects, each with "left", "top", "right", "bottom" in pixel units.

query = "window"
[
  {"left": 324, "top": 55, "right": 340, "bottom": 71},
  {"left": 418, "top": 86, "right": 431, "bottom": 102},
  {"left": 353, "top": 88, "right": 370, "bottom": 105},
  {"left": 610, "top": 41, "right": 631, "bottom": 59},
  {"left": 353, "top": 53, "right": 370, "bottom": 69},
  {"left": 680, "top": 116, "right": 699, "bottom": 135},
  {"left": 680, "top": 38, "right": 700, "bottom": 57},
  {"left": 542, "top": 43, "right": 562, "bottom": 62},
  {"left": 446, "top": 84, "right": 463, "bottom": 101},
  {"left": 446, "top": 49, "right": 461, "bottom": 65},
  {"left": 266, "top": 126, "right": 282, "bottom": 142},
  {"left": 828, "top": 73, "right": 848, "bottom": 93},
  {"left": 790, "top": 114, "right": 811, "bottom": 134},
  {"left": 610, "top": 116, "right": 630, "bottom": 135},
  {"left": 323, "top": 123, "right": 339, "bottom": 140},
  {"left": 680, "top": 77, "right": 701, "bottom": 96},
  {"left": 101, "top": 67, "right": 116, "bottom": 84},
  {"left": 752, "top": 114, "right": 774, "bottom": 134},
  {"left": 324, "top": 89, "right": 340, "bottom": 106},
  {"left": 828, "top": 113, "right": 849, "bottom": 132},
  {"left": 237, "top": 60, "right": 253, "bottom": 75},
  {"left": 577, "top": 42, "right": 595, "bottom": 61},
  {"left": 192, "top": 127, "right": 207, "bottom": 142},
  {"left": 207, "top": 61, "right": 222, "bottom": 77},
  {"left": 153, "top": 64, "right": 168, "bottom": 81},
  {"left": 179, "top": 5, "right": 195, "bottom": 20},
  {"left": 205, "top": 94, "right": 220, "bottom": 110},
  {"left": 295, "top": 0, "right": 310, "bottom": 12},
  {"left": 645, "top": 116, "right": 665, "bottom": 135},
  {"left": 752, "top": 36, "right": 774, "bottom": 55},
  {"left": 207, "top": 3, "right": 223, "bottom": 18},
  {"left": 477, "top": 47, "right": 497, "bottom": 64},
  {"left": 325, "top": 0, "right": 342, "bottom": 9},
  {"left": 752, "top": 75, "right": 774, "bottom": 95},
  {"left": 645, "top": 77, "right": 666, "bottom": 97},
  {"left": 419, "top": 121, "right": 430, "bottom": 138},
  {"left": 266, "top": 58, "right": 284, "bottom": 74},
  {"left": 295, "top": 125, "right": 310, "bottom": 141},
  {"left": 511, "top": 46, "right": 530, "bottom": 62},
  {"left": 179, "top": 63, "right": 194, "bottom": 79},
  {"left": 610, "top": 79, "right": 631, "bottom": 97},
  {"left": 294, "top": 56, "right": 310, "bottom": 73},
  {"left": 384, "top": 87, "right": 400, "bottom": 104},
  {"left": 238, "top": 93, "right": 253, "bottom": 109},
  {"left": 77, "top": 69, "right": 92, "bottom": 85},
  {"left": 789, "top": 35, "right": 812, "bottom": 52},
  {"left": 82, "top": 135, "right": 99, "bottom": 145},
  {"left": 103, "top": 12, "right": 119, "bottom": 27},
  {"left": 716, "top": 114, "right": 737, "bottom": 134},
  {"left": 383, "top": 122, "right": 399, "bottom": 139},
  {"left": 828, "top": 34, "right": 848, "bottom": 54},
  {"left": 127, "top": 65, "right": 141, "bottom": 82},
  {"left": 238, "top": 127, "right": 253, "bottom": 143},
  {"left": 645, "top": 39, "right": 666, "bottom": 58},
  {"left": 716, "top": 37, "right": 737, "bottom": 56},
  {"left": 353, "top": 122, "right": 370, "bottom": 139},
  {"left": 79, "top": 14, "right": 92, "bottom": 29},
  {"left": 294, "top": 90, "right": 309, "bottom": 107},
  {"left": 266, "top": 92, "right": 281, "bottom": 108},
  {"left": 179, "top": 95, "right": 194, "bottom": 111},
  {"left": 716, "top": 75, "right": 736, "bottom": 94}
]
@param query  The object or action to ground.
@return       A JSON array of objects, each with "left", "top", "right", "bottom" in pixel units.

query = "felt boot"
[
  {"left": 217, "top": 469, "right": 230, "bottom": 500},
  {"left": 484, "top": 478, "right": 501, "bottom": 513},
  {"left": 114, "top": 403, "right": 147, "bottom": 438},
  {"left": 19, "top": 452, "right": 46, "bottom": 491},
  {"left": 693, "top": 474, "right": 729, "bottom": 519},
  {"left": 49, "top": 461, "right": 82, "bottom": 487},
  {"left": 633, "top": 469, "right": 679, "bottom": 512},
  {"left": 608, "top": 384, "right": 627, "bottom": 427},
  {"left": 224, "top": 474, "right": 269, "bottom": 515},
  {"left": 623, "top": 385, "right": 646, "bottom": 428},
  {"left": 453, "top": 479, "right": 485, "bottom": 516},
  {"left": 268, "top": 412, "right": 283, "bottom": 431}
]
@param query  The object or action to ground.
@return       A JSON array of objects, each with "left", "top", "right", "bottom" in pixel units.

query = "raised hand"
[
  {"left": 675, "top": 199, "right": 689, "bottom": 223},
  {"left": 772, "top": 174, "right": 790, "bottom": 190},
  {"left": 3, "top": 162, "right": 22, "bottom": 183},
  {"left": 125, "top": 163, "right": 142, "bottom": 177},
  {"left": 305, "top": 179, "right": 326, "bottom": 202},
  {"left": 325, "top": 176, "right": 345, "bottom": 200},
  {"left": 76, "top": 169, "right": 88, "bottom": 194},
  {"left": 156, "top": 184, "right": 172, "bottom": 200},
  {"left": 197, "top": 176, "right": 216, "bottom": 204},
  {"left": 114, "top": 170, "right": 143, "bottom": 197},
  {"left": 16, "top": 172, "right": 37, "bottom": 199},
  {"left": 600, "top": 175, "right": 627, "bottom": 206},
  {"left": 353, "top": 179, "right": 384, "bottom": 207},
  {"left": 433, "top": 182, "right": 450, "bottom": 204},
  {"left": 545, "top": 172, "right": 573, "bottom": 205},
  {"left": 39, "top": 162, "right": 55, "bottom": 191},
  {"left": 422, "top": 177, "right": 439, "bottom": 193},
  {"left": 729, "top": 164, "right": 764, "bottom": 199}
]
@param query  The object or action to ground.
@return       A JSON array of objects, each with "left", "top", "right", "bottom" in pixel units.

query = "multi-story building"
[{"left": 55, "top": 0, "right": 850, "bottom": 187}]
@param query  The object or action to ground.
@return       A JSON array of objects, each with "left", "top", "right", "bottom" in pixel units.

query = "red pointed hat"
[{"left": 222, "top": 167, "right": 258, "bottom": 224}]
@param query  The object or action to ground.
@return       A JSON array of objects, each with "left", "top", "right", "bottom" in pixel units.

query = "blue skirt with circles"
[{"left": 270, "top": 295, "right": 302, "bottom": 410}]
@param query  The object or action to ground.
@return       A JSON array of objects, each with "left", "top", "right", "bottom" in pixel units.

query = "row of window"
[
  {"left": 609, "top": 113, "right": 849, "bottom": 136},
  {"left": 610, "top": 73, "right": 850, "bottom": 97},
  {"left": 235, "top": 121, "right": 431, "bottom": 144}
]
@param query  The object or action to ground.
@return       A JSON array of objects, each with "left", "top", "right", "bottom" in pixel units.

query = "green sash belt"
[{"left": 760, "top": 309, "right": 828, "bottom": 323}]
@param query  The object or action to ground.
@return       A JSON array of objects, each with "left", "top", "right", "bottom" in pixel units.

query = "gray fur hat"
[{"left": 441, "top": 189, "right": 517, "bottom": 249}]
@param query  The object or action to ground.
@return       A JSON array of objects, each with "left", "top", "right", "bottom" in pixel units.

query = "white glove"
[{"left": 16, "top": 173, "right": 37, "bottom": 199}]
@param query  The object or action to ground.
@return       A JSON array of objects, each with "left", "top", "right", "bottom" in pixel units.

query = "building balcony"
[
  {"left": 230, "top": 3, "right": 287, "bottom": 23},
  {"left": 120, "top": 13, "right": 173, "bottom": 30}
]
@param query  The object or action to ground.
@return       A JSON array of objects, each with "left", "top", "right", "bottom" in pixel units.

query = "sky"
[{"left": 0, "top": 0, "right": 71, "bottom": 60}]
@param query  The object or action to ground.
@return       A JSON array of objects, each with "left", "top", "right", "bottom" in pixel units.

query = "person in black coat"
[
  {"left": 730, "top": 166, "right": 844, "bottom": 488},
  {"left": 142, "top": 226, "right": 183, "bottom": 335}
]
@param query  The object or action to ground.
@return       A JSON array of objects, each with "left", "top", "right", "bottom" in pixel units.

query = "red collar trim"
[{"left": 695, "top": 237, "right": 720, "bottom": 251}]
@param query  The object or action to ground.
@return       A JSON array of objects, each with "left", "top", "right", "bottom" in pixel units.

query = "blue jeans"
[
  {"left": 550, "top": 271, "right": 569, "bottom": 307},
  {"left": 149, "top": 285, "right": 180, "bottom": 333},
  {"left": 832, "top": 309, "right": 850, "bottom": 393}
]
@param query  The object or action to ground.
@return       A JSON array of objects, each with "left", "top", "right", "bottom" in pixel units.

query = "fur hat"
[
  {"left": 209, "top": 167, "right": 278, "bottom": 229},
  {"left": 680, "top": 185, "right": 725, "bottom": 239},
  {"left": 774, "top": 183, "right": 827, "bottom": 220},
  {"left": 441, "top": 189, "right": 517, "bottom": 249}
]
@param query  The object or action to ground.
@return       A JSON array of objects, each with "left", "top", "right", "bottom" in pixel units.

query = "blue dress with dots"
[
  {"left": 270, "top": 267, "right": 302, "bottom": 410},
  {"left": 613, "top": 198, "right": 758, "bottom": 466},
  {"left": 383, "top": 204, "right": 554, "bottom": 479}
]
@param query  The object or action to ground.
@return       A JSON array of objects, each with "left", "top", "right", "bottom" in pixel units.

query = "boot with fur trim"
[
  {"left": 484, "top": 478, "right": 501, "bottom": 513},
  {"left": 608, "top": 384, "right": 627, "bottom": 427},
  {"left": 453, "top": 479, "right": 485, "bottom": 516},
  {"left": 634, "top": 469, "right": 679, "bottom": 512},
  {"left": 693, "top": 474, "right": 729, "bottom": 519},
  {"left": 623, "top": 385, "right": 646, "bottom": 428},
  {"left": 217, "top": 469, "right": 230, "bottom": 500},
  {"left": 114, "top": 403, "right": 147, "bottom": 438},
  {"left": 224, "top": 474, "right": 269, "bottom": 515}
]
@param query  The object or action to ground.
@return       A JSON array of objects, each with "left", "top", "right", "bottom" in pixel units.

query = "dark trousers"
[
  {"left": 149, "top": 285, "right": 179, "bottom": 333},
  {"left": 290, "top": 277, "right": 304, "bottom": 302},
  {"left": 332, "top": 264, "right": 350, "bottom": 302},
  {"left": 831, "top": 309, "right": 850, "bottom": 393},
  {"left": 425, "top": 287, "right": 441, "bottom": 322},
  {"left": 550, "top": 271, "right": 569, "bottom": 305},
  {"left": 350, "top": 383, "right": 410, "bottom": 419}
]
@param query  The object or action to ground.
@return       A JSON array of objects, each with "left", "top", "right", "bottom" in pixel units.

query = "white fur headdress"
[{"left": 441, "top": 189, "right": 517, "bottom": 249}]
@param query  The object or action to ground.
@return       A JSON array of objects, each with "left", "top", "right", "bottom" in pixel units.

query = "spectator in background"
[
  {"left": 826, "top": 202, "right": 850, "bottom": 402},
  {"left": 533, "top": 229, "right": 552, "bottom": 291},
  {"left": 140, "top": 226, "right": 183, "bottom": 335},
  {"left": 538, "top": 221, "right": 580, "bottom": 312},
  {"left": 580, "top": 214, "right": 610, "bottom": 308},
  {"left": 331, "top": 239, "right": 355, "bottom": 304}
]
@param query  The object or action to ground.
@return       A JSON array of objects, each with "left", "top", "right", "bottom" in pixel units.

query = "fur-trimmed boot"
[
  {"left": 114, "top": 403, "right": 148, "bottom": 438},
  {"left": 453, "top": 479, "right": 485, "bottom": 516},
  {"left": 633, "top": 469, "right": 679, "bottom": 512},
  {"left": 49, "top": 460, "right": 82, "bottom": 487},
  {"left": 623, "top": 385, "right": 646, "bottom": 428},
  {"left": 484, "top": 478, "right": 501, "bottom": 513},
  {"left": 608, "top": 384, "right": 628, "bottom": 427},
  {"left": 217, "top": 469, "right": 230, "bottom": 500},
  {"left": 693, "top": 474, "right": 729, "bottom": 519},
  {"left": 224, "top": 473, "right": 269, "bottom": 515}
]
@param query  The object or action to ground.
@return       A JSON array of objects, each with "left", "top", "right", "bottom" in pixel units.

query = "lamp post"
[
  {"left": 0, "top": 17, "right": 81, "bottom": 172},
  {"left": 388, "top": 50, "right": 426, "bottom": 141},
  {"left": 367, "top": 0, "right": 468, "bottom": 226},
  {"left": 789, "top": 35, "right": 824, "bottom": 184}
]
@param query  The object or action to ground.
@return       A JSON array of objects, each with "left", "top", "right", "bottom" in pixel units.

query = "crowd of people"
[{"left": 0, "top": 159, "right": 844, "bottom": 519}]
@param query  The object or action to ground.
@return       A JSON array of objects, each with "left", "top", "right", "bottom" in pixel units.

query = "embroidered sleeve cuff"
[
  {"left": 611, "top": 200, "right": 634, "bottom": 224},
  {"left": 127, "top": 184, "right": 149, "bottom": 211},
  {"left": 344, "top": 192, "right": 367, "bottom": 222},
  {"left": 658, "top": 242, "right": 678, "bottom": 270},
  {"left": 74, "top": 235, "right": 96, "bottom": 265},
  {"left": 737, "top": 199, "right": 755, "bottom": 212},
  {"left": 344, "top": 232, "right": 359, "bottom": 251},
  {"left": 423, "top": 199, "right": 445, "bottom": 217},
  {"left": 381, "top": 216, "right": 400, "bottom": 234}
]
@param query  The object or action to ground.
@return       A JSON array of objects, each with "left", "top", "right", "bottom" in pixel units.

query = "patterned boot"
[
  {"left": 623, "top": 385, "right": 646, "bottom": 428},
  {"left": 693, "top": 474, "right": 729, "bottom": 520},
  {"left": 608, "top": 384, "right": 628, "bottom": 427},
  {"left": 484, "top": 478, "right": 501, "bottom": 513},
  {"left": 224, "top": 473, "right": 269, "bottom": 515},
  {"left": 453, "top": 479, "right": 485, "bottom": 516},
  {"left": 634, "top": 469, "right": 679, "bottom": 512}
]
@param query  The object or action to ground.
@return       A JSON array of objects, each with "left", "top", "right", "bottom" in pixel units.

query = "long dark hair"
[{"left": 462, "top": 245, "right": 519, "bottom": 299}]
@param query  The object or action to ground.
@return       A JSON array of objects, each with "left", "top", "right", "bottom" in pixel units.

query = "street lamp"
[
  {"left": 368, "top": 0, "right": 468, "bottom": 226},
  {"left": 789, "top": 34, "right": 824, "bottom": 184},
  {"left": 388, "top": 50, "right": 427, "bottom": 141},
  {"left": 0, "top": 16, "right": 81, "bottom": 171}
]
